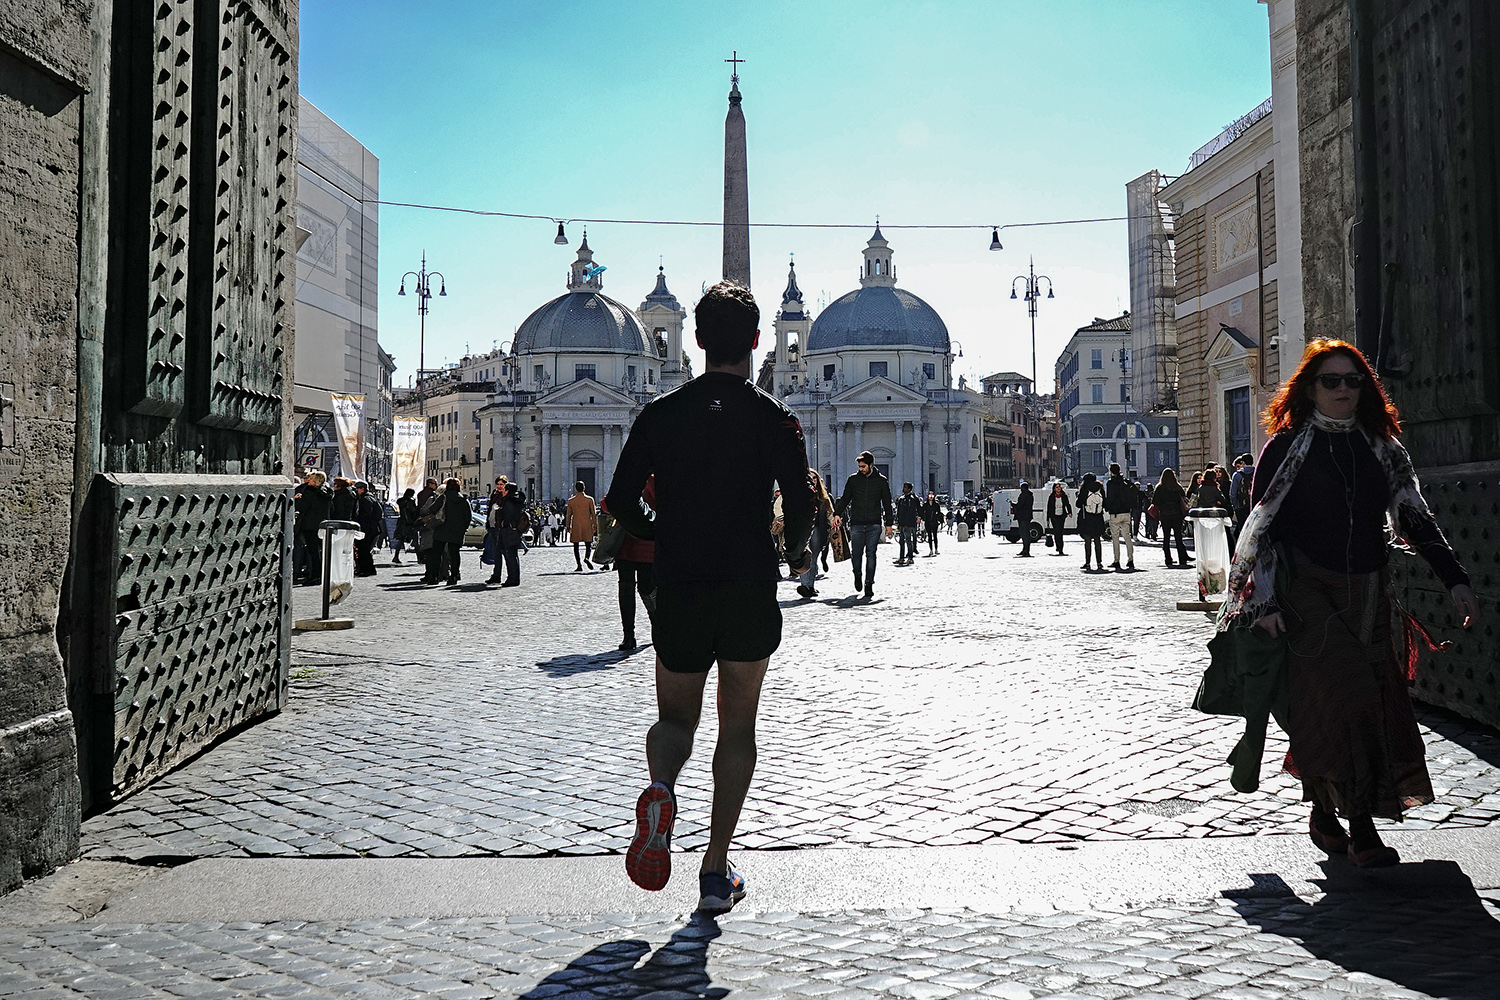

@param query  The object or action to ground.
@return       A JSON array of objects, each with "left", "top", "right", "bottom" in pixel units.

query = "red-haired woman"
[{"left": 1220, "top": 339, "right": 1479, "bottom": 867}]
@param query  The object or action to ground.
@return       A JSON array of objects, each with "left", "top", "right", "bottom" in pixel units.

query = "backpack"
[{"left": 1083, "top": 490, "right": 1105, "bottom": 516}]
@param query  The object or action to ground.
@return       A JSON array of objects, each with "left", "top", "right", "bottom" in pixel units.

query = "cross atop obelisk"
[{"left": 722, "top": 51, "right": 751, "bottom": 289}]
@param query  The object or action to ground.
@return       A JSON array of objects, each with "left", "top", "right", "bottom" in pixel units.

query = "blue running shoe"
[{"left": 697, "top": 866, "right": 746, "bottom": 914}]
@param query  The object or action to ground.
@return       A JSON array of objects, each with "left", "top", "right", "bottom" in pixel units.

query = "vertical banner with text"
[
  {"left": 329, "top": 394, "right": 366, "bottom": 481},
  {"left": 389, "top": 416, "right": 427, "bottom": 500}
]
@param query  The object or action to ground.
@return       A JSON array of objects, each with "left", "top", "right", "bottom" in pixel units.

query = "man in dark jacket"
[
  {"left": 293, "top": 471, "right": 332, "bottom": 585},
  {"left": 1103, "top": 463, "right": 1137, "bottom": 571},
  {"left": 1013, "top": 481, "right": 1035, "bottom": 557},
  {"left": 491, "top": 483, "right": 527, "bottom": 588},
  {"left": 893, "top": 482, "right": 921, "bottom": 566},
  {"left": 352, "top": 482, "right": 386, "bottom": 577},
  {"left": 832, "top": 451, "right": 894, "bottom": 600}
]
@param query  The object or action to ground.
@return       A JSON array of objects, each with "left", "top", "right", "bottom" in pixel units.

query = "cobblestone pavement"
[
  {"left": 80, "top": 540, "right": 1500, "bottom": 861},
  {"left": 2, "top": 888, "right": 1498, "bottom": 999}
]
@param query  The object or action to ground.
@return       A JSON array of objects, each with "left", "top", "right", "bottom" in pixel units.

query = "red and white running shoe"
[{"left": 626, "top": 781, "right": 675, "bottom": 891}]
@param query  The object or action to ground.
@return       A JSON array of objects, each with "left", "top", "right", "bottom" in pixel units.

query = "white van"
[{"left": 992, "top": 482, "right": 1079, "bottom": 543}]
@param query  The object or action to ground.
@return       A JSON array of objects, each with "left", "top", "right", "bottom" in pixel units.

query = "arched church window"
[{"left": 971, "top": 433, "right": 979, "bottom": 449}]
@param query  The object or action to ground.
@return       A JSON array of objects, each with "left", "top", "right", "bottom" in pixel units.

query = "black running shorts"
[{"left": 653, "top": 579, "right": 782, "bottom": 673}]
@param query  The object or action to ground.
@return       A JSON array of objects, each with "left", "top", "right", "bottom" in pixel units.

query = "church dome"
[
  {"left": 806, "top": 286, "right": 949, "bottom": 352},
  {"left": 513, "top": 235, "right": 655, "bottom": 356},
  {"left": 514, "top": 291, "right": 654, "bottom": 355},
  {"left": 804, "top": 228, "right": 950, "bottom": 353}
]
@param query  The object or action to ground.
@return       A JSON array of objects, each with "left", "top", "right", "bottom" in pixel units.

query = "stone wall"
[
  {"left": 0, "top": 9, "right": 90, "bottom": 893},
  {"left": 1293, "top": 0, "right": 1356, "bottom": 344}
]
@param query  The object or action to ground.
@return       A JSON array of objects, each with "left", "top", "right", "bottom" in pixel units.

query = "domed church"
[
  {"left": 772, "top": 228, "right": 987, "bottom": 495},
  {"left": 481, "top": 234, "right": 691, "bottom": 502}
]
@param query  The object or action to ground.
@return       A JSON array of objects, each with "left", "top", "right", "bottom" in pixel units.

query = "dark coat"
[
  {"left": 894, "top": 492, "right": 922, "bottom": 528},
  {"left": 433, "top": 488, "right": 471, "bottom": 544},
  {"left": 1046, "top": 492, "right": 1072, "bottom": 521},
  {"left": 295, "top": 482, "right": 332, "bottom": 530},
  {"left": 355, "top": 493, "right": 386, "bottom": 541},
  {"left": 330, "top": 485, "right": 358, "bottom": 521},
  {"left": 1104, "top": 475, "right": 1136, "bottom": 515},
  {"left": 1152, "top": 482, "right": 1187, "bottom": 528},
  {"left": 1013, "top": 487, "right": 1035, "bottom": 521},
  {"left": 919, "top": 499, "right": 943, "bottom": 529},
  {"left": 396, "top": 495, "right": 419, "bottom": 541},
  {"left": 835, "top": 470, "right": 895, "bottom": 526}
]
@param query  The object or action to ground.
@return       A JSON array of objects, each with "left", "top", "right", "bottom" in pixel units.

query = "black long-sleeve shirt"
[
  {"left": 1253, "top": 428, "right": 1469, "bottom": 589},
  {"left": 605, "top": 371, "right": 813, "bottom": 584}
]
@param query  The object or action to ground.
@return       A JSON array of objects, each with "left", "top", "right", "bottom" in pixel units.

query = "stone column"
[
  {"left": 854, "top": 421, "right": 864, "bottom": 460},
  {"left": 603, "top": 424, "right": 614, "bottom": 483},
  {"left": 560, "top": 424, "right": 571, "bottom": 490},
  {"left": 918, "top": 421, "right": 928, "bottom": 493},
  {"left": 894, "top": 420, "right": 905, "bottom": 487},
  {"left": 546, "top": 425, "right": 558, "bottom": 500},
  {"left": 833, "top": 421, "right": 844, "bottom": 480}
]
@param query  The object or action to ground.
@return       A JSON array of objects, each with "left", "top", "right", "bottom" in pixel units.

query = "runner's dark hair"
[{"left": 695, "top": 282, "right": 760, "bottom": 365}]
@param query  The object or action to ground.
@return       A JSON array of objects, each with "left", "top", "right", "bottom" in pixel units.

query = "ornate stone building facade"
[
  {"left": 772, "top": 230, "right": 986, "bottom": 496},
  {"left": 467, "top": 238, "right": 691, "bottom": 503}
]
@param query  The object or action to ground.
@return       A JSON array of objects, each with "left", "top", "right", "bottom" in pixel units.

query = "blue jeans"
[
  {"left": 897, "top": 526, "right": 917, "bottom": 562},
  {"left": 848, "top": 524, "right": 882, "bottom": 590},
  {"left": 799, "top": 528, "right": 822, "bottom": 591}
]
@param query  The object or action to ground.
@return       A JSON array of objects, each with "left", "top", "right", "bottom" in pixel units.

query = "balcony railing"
[{"left": 1187, "top": 97, "right": 1272, "bottom": 171}]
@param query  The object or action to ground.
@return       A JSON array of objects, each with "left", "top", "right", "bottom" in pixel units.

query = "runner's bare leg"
[
  {"left": 647, "top": 659, "right": 707, "bottom": 789},
  {"left": 702, "top": 657, "right": 769, "bottom": 874}
]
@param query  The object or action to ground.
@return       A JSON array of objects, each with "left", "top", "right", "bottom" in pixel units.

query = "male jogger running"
[{"left": 605, "top": 282, "right": 814, "bottom": 914}]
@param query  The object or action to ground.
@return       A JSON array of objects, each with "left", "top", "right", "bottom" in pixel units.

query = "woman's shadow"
[
  {"left": 516, "top": 913, "right": 726, "bottom": 999},
  {"left": 1230, "top": 860, "right": 1500, "bottom": 1000}
]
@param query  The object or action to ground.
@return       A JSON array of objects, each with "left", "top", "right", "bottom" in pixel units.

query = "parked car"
[{"left": 464, "top": 509, "right": 487, "bottom": 548}]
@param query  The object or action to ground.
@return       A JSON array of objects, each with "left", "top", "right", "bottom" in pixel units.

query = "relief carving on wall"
[{"left": 1211, "top": 194, "right": 1260, "bottom": 273}]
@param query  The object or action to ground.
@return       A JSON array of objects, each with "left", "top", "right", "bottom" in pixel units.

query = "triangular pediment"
[
  {"left": 536, "top": 378, "right": 638, "bottom": 408},
  {"left": 830, "top": 376, "right": 928, "bottom": 405},
  {"left": 1205, "top": 326, "right": 1256, "bottom": 363}
]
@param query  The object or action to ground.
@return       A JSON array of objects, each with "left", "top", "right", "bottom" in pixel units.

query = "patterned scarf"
[{"left": 1215, "top": 408, "right": 1438, "bottom": 630}]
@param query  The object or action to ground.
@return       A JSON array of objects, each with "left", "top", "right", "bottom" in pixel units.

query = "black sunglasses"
[{"left": 1316, "top": 373, "right": 1366, "bottom": 390}]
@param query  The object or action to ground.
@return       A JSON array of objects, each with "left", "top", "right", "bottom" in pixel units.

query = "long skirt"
[{"left": 1282, "top": 549, "right": 1434, "bottom": 820}]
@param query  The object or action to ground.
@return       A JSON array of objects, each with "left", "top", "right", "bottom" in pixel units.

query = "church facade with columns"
[
  {"left": 479, "top": 236, "right": 691, "bottom": 503},
  {"left": 770, "top": 229, "right": 988, "bottom": 496}
]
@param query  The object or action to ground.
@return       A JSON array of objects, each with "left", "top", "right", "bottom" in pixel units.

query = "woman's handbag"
[
  {"left": 593, "top": 516, "right": 628, "bottom": 565},
  {"left": 830, "top": 520, "right": 851, "bottom": 562},
  {"left": 1147, "top": 502, "right": 1160, "bottom": 521}
]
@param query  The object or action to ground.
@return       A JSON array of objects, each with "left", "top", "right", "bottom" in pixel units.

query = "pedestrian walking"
[
  {"left": 1218, "top": 339, "right": 1479, "bottom": 867},
  {"left": 430, "top": 478, "right": 469, "bottom": 585},
  {"left": 1152, "top": 469, "right": 1192, "bottom": 568},
  {"left": 566, "top": 481, "right": 598, "bottom": 571},
  {"left": 484, "top": 477, "right": 509, "bottom": 584},
  {"left": 1104, "top": 463, "right": 1137, "bottom": 571},
  {"left": 603, "top": 476, "right": 657, "bottom": 647},
  {"left": 894, "top": 482, "right": 921, "bottom": 566},
  {"left": 796, "top": 471, "right": 834, "bottom": 599},
  {"left": 292, "top": 470, "right": 332, "bottom": 585},
  {"left": 392, "top": 488, "right": 418, "bottom": 565},
  {"left": 920, "top": 492, "right": 942, "bottom": 555},
  {"left": 1077, "top": 472, "right": 1106, "bottom": 571},
  {"left": 1045, "top": 483, "right": 1072, "bottom": 555},
  {"left": 352, "top": 482, "right": 385, "bottom": 577},
  {"left": 1013, "top": 481, "right": 1035, "bottom": 556},
  {"left": 605, "top": 281, "right": 814, "bottom": 914},
  {"left": 832, "top": 450, "right": 894, "bottom": 600}
]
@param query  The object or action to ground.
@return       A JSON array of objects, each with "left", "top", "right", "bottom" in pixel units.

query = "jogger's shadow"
[{"left": 516, "top": 914, "right": 726, "bottom": 999}]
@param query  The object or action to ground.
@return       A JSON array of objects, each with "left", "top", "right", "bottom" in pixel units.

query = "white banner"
[
  {"left": 329, "top": 393, "right": 365, "bottom": 480},
  {"left": 390, "top": 416, "right": 427, "bottom": 500}
]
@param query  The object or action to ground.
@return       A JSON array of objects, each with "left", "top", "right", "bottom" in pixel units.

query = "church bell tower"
[{"left": 773, "top": 260, "right": 810, "bottom": 395}]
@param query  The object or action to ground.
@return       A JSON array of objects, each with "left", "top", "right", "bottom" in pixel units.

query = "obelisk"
[{"left": 722, "top": 52, "right": 751, "bottom": 289}]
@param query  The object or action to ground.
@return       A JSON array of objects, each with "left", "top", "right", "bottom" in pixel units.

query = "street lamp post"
[
  {"left": 398, "top": 251, "right": 447, "bottom": 414},
  {"left": 1011, "top": 259, "right": 1054, "bottom": 486}
]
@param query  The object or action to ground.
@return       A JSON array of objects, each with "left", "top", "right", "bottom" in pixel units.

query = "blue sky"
[{"left": 300, "top": 1, "right": 1274, "bottom": 387}]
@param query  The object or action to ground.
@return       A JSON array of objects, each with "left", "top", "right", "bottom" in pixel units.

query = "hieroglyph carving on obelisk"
[{"left": 722, "top": 51, "right": 751, "bottom": 289}]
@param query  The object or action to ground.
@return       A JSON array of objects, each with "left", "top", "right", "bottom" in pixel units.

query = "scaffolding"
[{"left": 1126, "top": 170, "right": 1179, "bottom": 413}]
